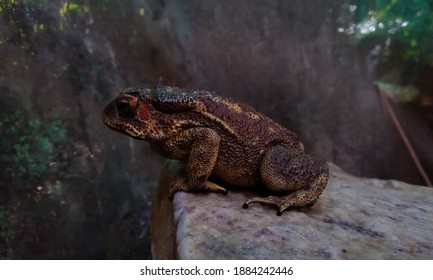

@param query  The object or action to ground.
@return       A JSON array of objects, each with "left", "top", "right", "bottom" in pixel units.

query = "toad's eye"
[{"left": 116, "top": 99, "right": 134, "bottom": 118}]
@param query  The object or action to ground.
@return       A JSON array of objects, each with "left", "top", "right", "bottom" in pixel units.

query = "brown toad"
[{"left": 102, "top": 86, "right": 329, "bottom": 215}]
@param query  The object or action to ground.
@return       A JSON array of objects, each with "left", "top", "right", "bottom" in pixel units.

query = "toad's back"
[{"left": 195, "top": 93, "right": 303, "bottom": 187}]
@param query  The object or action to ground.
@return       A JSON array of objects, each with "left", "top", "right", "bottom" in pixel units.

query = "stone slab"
[{"left": 151, "top": 160, "right": 433, "bottom": 259}]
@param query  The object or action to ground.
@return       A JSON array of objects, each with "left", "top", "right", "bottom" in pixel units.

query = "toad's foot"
[
  {"left": 243, "top": 190, "right": 318, "bottom": 216},
  {"left": 168, "top": 178, "right": 228, "bottom": 200}
]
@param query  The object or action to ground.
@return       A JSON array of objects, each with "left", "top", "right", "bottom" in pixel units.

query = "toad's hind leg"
[{"left": 243, "top": 145, "right": 329, "bottom": 215}]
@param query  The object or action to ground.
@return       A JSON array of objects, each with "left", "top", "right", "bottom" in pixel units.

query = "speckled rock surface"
[{"left": 151, "top": 160, "right": 433, "bottom": 259}]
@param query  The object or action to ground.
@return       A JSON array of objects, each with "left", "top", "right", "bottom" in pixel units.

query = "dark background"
[{"left": 1, "top": 0, "right": 432, "bottom": 259}]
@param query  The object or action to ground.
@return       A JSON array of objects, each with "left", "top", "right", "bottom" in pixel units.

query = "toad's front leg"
[{"left": 163, "top": 127, "right": 228, "bottom": 199}]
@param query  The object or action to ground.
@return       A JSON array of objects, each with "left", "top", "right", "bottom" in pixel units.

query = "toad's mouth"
[
  {"left": 102, "top": 104, "right": 146, "bottom": 140},
  {"left": 103, "top": 118, "right": 147, "bottom": 140}
]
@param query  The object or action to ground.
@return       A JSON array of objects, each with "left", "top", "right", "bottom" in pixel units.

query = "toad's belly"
[{"left": 211, "top": 157, "right": 262, "bottom": 187}]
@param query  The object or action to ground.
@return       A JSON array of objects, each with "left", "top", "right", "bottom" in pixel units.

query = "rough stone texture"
[{"left": 151, "top": 160, "right": 433, "bottom": 259}]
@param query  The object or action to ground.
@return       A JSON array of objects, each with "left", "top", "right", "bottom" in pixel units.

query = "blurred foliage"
[
  {"left": 354, "top": 0, "right": 433, "bottom": 64},
  {"left": 1, "top": 0, "right": 154, "bottom": 259},
  {"left": 0, "top": 183, "right": 65, "bottom": 259},
  {"left": 0, "top": 106, "right": 67, "bottom": 258},
  {"left": 0, "top": 109, "right": 67, "bottom": 185},
  {"left": 59, "top": 2, "right": 89, "bottom": 17},
  {"left": 375, "top": 81, "right": 419, "bottom": 102},
  {"left": 339, "top": 0, "right": 433, "bottom": 104}
]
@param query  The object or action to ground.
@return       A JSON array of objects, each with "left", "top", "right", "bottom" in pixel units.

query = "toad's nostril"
[{"left": 116, "top": 100, "right": 134, "bottom": 118}]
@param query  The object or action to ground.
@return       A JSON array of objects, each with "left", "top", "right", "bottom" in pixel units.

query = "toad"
[{"left": 102, "top": 86, "right": 329, "bottom": 215}]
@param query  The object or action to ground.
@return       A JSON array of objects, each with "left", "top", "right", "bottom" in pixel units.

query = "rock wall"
[
  {"left": 0, "top": 0, "right": 428, "bottom": 259},
  {"left": 140, "top": 0, "right": 424, "bottom": 183}
]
